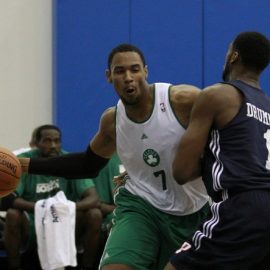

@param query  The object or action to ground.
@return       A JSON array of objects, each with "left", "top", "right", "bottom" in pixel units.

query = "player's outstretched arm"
[{"left": 19, "top": 107, "right": 116, "bottom": 179}]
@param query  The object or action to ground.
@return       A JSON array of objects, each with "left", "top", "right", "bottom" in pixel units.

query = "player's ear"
[
  {"left": 144, "top": 65, "right": 148, "bottom": 79},
  {"left": 105, "top": 69, "right": 112, "bottom": 83},
  {"left": 230, "top": 51, "right": 239, "bottom": 64}
]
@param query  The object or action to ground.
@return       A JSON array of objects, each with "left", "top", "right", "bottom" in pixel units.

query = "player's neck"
[
  {"left": 230, "top": 71, "right": 260, "bottom": 89},
  {"left": 125, "top": 84, "right": 154, "bottom": 122}
]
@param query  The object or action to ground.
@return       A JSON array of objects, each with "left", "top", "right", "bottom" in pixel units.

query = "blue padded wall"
[
  {"left": 54, "top": 0, "right": 270, "bottom": 151},
  {"left": 54, "top": 0, "right": 203, "bottom": 150},
  {"left": 129, "top": 0, "right": 203, "bottom": 86},
  {"left": 54, "top": 0, "right": 130, "bottom": 151},
  {"left": 203, "top": 0, "right": 270, "bottom": 88}
]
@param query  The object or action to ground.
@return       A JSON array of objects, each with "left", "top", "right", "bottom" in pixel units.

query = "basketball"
[{"left": 0, "top": 147, "right": 21, "bottom": 198}]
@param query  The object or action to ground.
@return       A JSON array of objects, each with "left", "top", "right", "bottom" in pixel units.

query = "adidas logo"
[
  {"left": 103, "top": 252, "right": 110, "bottom": 260},
  {"left": 141, "top": 134, "right": 148, "bottom": 140}
]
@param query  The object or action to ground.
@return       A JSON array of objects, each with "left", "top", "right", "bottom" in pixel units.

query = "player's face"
[
  {"left": 37, "top": 129, "right": 61, "bottom": 157},
  {"left": 106, "top": 51, "right": 148, "bottom": 106},
  {"left": 222, "top": 43, "right": 234, "bottom": 81}
]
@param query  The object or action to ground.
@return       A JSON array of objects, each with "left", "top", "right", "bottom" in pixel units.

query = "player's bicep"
[
  {"left": 90, "top": 107, "right": 116, "bottom": 158},
  {"left": 186, "top": 92, "right": 215, "bottom": 153},
  {"left": 91, "top": 131, "right": 114, "bottom": 158},
  {"left": 173, "top": 90, "right": 215, "bottom": 183}
]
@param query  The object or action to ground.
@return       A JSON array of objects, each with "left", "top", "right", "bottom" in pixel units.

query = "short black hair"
[
  {"left": 107, "top": 43, "right": 146, "bottom": 69},
  {"left": 35, "top": 125, "right": 61, "bottom": 143},
  {"left": 232, "top": 31, "right": 270, "bottom": 72}
]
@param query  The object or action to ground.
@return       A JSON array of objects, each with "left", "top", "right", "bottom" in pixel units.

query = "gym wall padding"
[
  {"left": 203, "top": 0, "right": 270, "bottom": 87},
  {"left": 54, "top": 0, "right": 270, "bottom": 151}
]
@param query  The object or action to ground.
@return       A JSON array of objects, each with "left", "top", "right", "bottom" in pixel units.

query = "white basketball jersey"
[{"left": 116, "top": 83, "right": 208, "bottom": 215}]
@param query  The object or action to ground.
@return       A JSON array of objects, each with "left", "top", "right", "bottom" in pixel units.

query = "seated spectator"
[{"left": 3, "top": 124, "right": 102, "bottom": 270}]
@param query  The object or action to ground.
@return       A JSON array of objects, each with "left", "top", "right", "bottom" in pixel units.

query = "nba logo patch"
[{"left": 160, "top": 103, "right": 166, "bottom": 112}]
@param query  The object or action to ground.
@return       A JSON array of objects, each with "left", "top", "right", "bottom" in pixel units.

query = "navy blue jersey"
[{"left": 202, "top": 80, "right": 270, "bottom": 202}]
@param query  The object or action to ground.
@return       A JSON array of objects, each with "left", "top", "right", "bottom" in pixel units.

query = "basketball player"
[
  {"left": 19, "top": 44, "right": 209, "bottom": 270},
  {"left": 165, "top": 31, "right": 270, "bottom": 270}
]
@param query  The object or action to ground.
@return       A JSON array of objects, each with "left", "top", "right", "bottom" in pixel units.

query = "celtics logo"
[{"left": 143, "top": 149, "right": 160, "bottom": 167}]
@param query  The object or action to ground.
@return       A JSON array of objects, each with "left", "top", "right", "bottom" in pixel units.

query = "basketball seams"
[
  {"left": 0, "top": 150, "right": 19, "bottom": 161},
  {"left": 0, "top": 150, "right": 21, "bottom": 165},
  {"left": 0, "top": 150, "right": 21, "bottom": 178},
  {"left": 0, "top": 147, "right": 21, "bottom": 197},
  {"left": 0, "top": 166, "right": 20, "bottom": 178},
  {"left": 0, "top": 170, "right": 20, "bottom": 179}
]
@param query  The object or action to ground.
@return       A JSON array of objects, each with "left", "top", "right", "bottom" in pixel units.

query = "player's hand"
[{"left": 113, "top": 171, "right": 129, "bottom": 193}]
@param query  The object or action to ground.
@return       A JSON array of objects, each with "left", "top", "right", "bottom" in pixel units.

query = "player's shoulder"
[
  {"left": 17, "top": 149, "right": 39, "bottom": 158},
  {"left": 193, "top": 83, "right": 242, "bottom": 118},
  {"left": 203, "top": 82, "right": 234, "bottom": 93},
  {"left": 171, "top": 84, "right": 201, "bottom": 95},
  {"left": 170, "top": 84, "right": 201, "bottom": 106},
  {"left": 101, "top": 106, "right": 116, "bottom": 121},
  {"left": 202, "top": 82, "right": 240, "bottom": 102},
  {"left": 99, "top": 106, "right": 116, "bottom": 133}
]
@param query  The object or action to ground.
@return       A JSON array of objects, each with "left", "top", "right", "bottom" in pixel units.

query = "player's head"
[
  {"left": 29, "top": 127, "right": 39, "bottom": 148},
  {"left": 223, "top": 31, "right": 270, "bottom": 81},
  {"left": 35, "top": 125, "right": 62, "bottom": 157},
  {"left": 107, "top": 43, "right": 146, "bottom": 70},
  {"left": 106, "top": 43, "right": 149, "bottom": 106}
]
